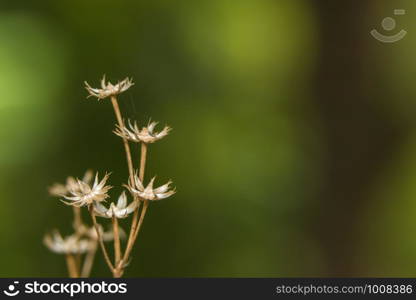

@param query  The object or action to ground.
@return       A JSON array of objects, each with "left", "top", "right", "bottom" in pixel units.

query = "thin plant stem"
[
  {"left": 75, "top": 254, "right": 82, "bottom": 274},
  {"left": 139, "top": 143, "right": 147, "bottom": 180},
  {"left": 113, "top": 269, "right": 124, "bottom": 277},
  {"left": 72, "top": 207, "right": 82, "bottom": 231},
  {"left": 66, "top": 254, "right": 79, "bottom": 278},
  {"left": 81, "top": 241, "right": 97, "bottom": 277},
  {"left": 126, "top": 201, "right": 140, "bottom": 242},
  {"left": 112, "top": 215, "right": 121, "bottom": 265},
  {"left": 71, "top": 207, "right": 83, "bottom": 274},
  {"left": 110, "top": 96, "right": 134, "bottom": 184},
  {"left": 125, "top": 144, "right": 147, "bottom": 245},
  {"left": 122, "top": 143, "right": 148, "bottom": 263},
  {"left": 124, "top": 200, "right": 149, "bottom": 261},
  {"left": 88, "top": 205, "right": 114, "bottom": 271}
]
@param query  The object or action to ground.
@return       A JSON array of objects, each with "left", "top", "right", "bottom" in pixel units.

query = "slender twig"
[
  {"left": 81, "top": 241, "right": 97, "bottom": 277},
  {"left": 88, "top": 205, "right": 114, "bottom": 271},
  {"left": 110, "top": 95, "right": 134, "bottom": 184},
  {"left": 66, "top": 254, "right": 79, "bottom": 278}
]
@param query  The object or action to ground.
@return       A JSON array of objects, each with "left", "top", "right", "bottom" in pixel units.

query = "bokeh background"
[{"left": 1, "top": 0, "right": 416, "bottom": 277}]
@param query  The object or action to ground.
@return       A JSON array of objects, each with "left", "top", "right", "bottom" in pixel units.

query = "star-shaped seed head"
[
  {"left": 114, "top": 120, "right": 171, "bottom": 144},
  {"left": 43, "top": 230, "right": 93, "bottom": 254},
  {"left": 93, "top": 191, "right": 138, "bottom": 219},
  {"left": 85, "top": 75, "right": 134, "bottom": 100},
  {"left": 62, "top": 172, "right": 112, "bottom": 207},
  {"left": 125, "top": 172, "right": 175, "bottom": 201},
  {"left": 48, "top": 170, "right": 93, "bottom": 197}
]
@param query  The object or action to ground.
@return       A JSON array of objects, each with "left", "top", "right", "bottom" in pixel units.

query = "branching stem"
[
  {"left": 89, "top": 205, "right": 114, "bottom": 272},
  {"left": 122, "top": 143, "right": 148, "bottom": 263}
]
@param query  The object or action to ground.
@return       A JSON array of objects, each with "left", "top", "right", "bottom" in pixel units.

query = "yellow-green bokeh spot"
[{"left": 0, "top": 13, "right": 68, "bottom": 165}]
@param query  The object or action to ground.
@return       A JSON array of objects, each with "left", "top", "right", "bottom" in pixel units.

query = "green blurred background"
[{"left": 1, "top": 0, "right": 416, "bottom": 277}]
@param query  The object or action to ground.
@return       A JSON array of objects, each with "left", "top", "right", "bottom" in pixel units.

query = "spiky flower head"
[
  {"left": 48, "top": 170, "right": 93, "bottom": 197},
  {"left": 93, "top": 191, "right": 138, "bottom": 219},
  {"left": 63, "top": 173, "right": 112, "bottom": 207},
  {"left": 43, "top": 230, "right": 93, "bottom": 254},
  {"left": 125, "top": 172, "right": 175, "bottom": 201},
  {"left": 84, "top": 75, "right": 134, "bottom": 100},
  {"left": 114, "top": 120, "right": 171, "bottom": 144}
]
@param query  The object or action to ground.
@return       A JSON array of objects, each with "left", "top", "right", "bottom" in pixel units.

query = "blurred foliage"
[{"left": 0, "top": 0, "right": 415, "bottom": 277}]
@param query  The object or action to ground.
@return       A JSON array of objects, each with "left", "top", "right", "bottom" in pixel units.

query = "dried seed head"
[
  {"left": 125, "top": 171, "right": 175, "bottom": 201},
  {"left": 114, "top": 120, "right": 171, "bottom": 144},
  {"left": 49, "top": 170, "right": 93, "bottom": 197},
  {"left": 62, "top": 172, "right": 112, "bottom": 207},
  {"left": 84, "top": 75, "right": 134, "bottom": 100},
  {"left": 43, "top": 230, "right": 93, "bottom": 254},
  {"left": 93, "top": 191, "right": 138, "bottom": 219}
]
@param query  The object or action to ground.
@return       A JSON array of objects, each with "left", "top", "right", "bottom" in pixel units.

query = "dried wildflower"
[
  {"left": 114, "top": 120, "right": 171, "bottom": 144},
  {"left": 94, "top": 192, "right": 137, "bottom": 219},
  {"left": 45, "top": 75, "right": 175, "bottom": 278},
  {"left": 85, "top": 75, "right": 134, "bottom": 100},
  {"left": 44, "top": 230, "right": 93, "bottom": 254},
  {"left": 63, "top": 173, "right": 112, "bottom": 207},
  {"left": 49, "top": 170, "right": 93, "bottom": 197},
  {"left": 125, "top": 173, "right": 175, "bottom": 201}
]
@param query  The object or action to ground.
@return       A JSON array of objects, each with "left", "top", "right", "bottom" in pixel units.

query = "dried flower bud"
[
  {"left": 125, "top": 172, "right": 175, "bottom": 201},
  {"left": 43, "top": 230, "right": 93, "bottom": 254},
  {"left": 62, "top": 173, "right": 112, "bottom": 207},
  {"left": 93, "top": 192, "right": 138, "bottom": 219},
  {"left": 114, "top": 120, "right": 171, "bottom": 144},
  {"left": 85, "top": 75, "right": 133, "bottom": 100}
]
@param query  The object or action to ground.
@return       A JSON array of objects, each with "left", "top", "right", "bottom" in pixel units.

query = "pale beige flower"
[
  {"left": 49, "top": 170, "right": 93, "bottom": 197},
  {"left": 43, "top": 230, "right": 93, "bottom": 254},
  {"left": 125, "top": 172, "right": 175, "bottom": 201},
  {"left": 114, "top": 120, "right": 171, "bottom": 144},
  {"left": 63, "top": 173, "right": 112, "bottom": 207},
  {"left": 85, "top": 75, "right": 134, "bottom": 100},
  {"left": 94, "top": 192, "right": 138, "bottom": 219}
]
